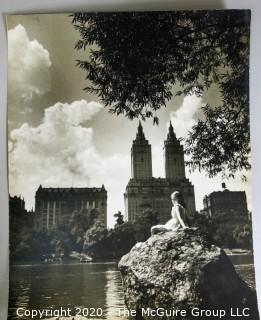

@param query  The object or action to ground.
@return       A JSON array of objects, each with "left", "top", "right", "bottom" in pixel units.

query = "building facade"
[
  {"left": 9, "top": 195, "right": 26, "bottom": 213},
  {"left": 202, "top": 183, "right": 249, "bottom": 220},
  {"left": 34, "top": 185, "right": 107, "bottom": 230},
  {"left": 9, "top": 195, "right": 34, "bottom": 230},
  {"left": 124, "top": 122, "right": 195, "bottom": 223}
]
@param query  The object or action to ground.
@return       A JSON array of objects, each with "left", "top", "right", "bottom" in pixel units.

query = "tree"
[
  {"left": 188, "top": 210, "right": 253, "bottom": 249},
  {"left": 83, "top": 220, "right": 112, "bottom": 259},
  {"left": 69, "top": 208, "right": 100, "bottom": 251},
  {"left": 188, "top": 211, "right": 214, "bottom": 238},
  {"left": 49, "top": 229, "right": 74, "bottom": 257},
  {"left": 134, "top": 208, "right": 159, "bottom": 242},
  {"left": 114, "top": 211, "right": 124, "bottom": 227},
  {"left": 233, "top": 223, "right": 253, "bottom": 250},
  {"left": 72, "top": 11, "right": 250, "bottom": 177},
  {"left": 111, "top": 222, "right": 136, "bottom": 258}
]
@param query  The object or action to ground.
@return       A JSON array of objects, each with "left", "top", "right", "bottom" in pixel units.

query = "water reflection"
[
  {"left": 228, "top": 254, "right": 256, "bottom": 289},
  {"left": 9, "top": 263, "right": 127, "bottom": 320},
  {"left": 105, "top": 270, "right": 126, "bottom": 319},
  {"left": 8, "top": 259, "right": 256, "bottom": 320},
  {"left": 235, "top": 265, "right": 256, "bottom": 289}
]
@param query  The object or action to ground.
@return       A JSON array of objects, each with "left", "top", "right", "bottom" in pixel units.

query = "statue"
[{"left": 151, "top": 191, "right": 189, "bottom": 235}]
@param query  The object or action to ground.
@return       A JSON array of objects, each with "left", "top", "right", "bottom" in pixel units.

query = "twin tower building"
[
  {"left": 34, "top": 121, "right": 195, "bottom": 231},
  {"left": 124, "top": 121, "right": 195, "bottom": 223}
]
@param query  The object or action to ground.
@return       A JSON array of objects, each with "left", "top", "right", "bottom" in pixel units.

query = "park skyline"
[{"left": 7, "top": 13, "right": 251, "bottom": 227}]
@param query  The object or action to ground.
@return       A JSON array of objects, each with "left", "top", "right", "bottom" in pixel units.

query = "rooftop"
[{"left": 36, "top": 185, "right": 107, "bottom": 194}]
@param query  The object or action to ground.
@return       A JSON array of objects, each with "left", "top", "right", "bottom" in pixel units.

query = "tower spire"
[
  {"left": 131, "top": 120, "right": 152, "bottom": 179},
  {"left": 135, "top": 120, "right": 146, "bottom": 141},
  {"left": 166, "top": 121, "right": 177, "bottom": 142},
  {"left": 164, "top": 120, "right": 185, "bottom": 181}
]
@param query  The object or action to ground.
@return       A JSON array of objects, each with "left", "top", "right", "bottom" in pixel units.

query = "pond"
[{"left": 8, "top": 256, "right": 256, "bottom": 320}]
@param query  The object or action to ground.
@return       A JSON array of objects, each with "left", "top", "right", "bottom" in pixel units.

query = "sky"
[{"left": 7, "top": 14, "right": 251, "bottom": 227}]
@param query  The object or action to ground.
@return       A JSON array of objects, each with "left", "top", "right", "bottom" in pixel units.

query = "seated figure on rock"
[{"left": 151, "top": 191, "right": 189, "bottom": 235}]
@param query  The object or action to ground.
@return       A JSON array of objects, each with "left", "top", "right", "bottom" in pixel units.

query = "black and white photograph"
[{"left": 6, "top": 10, "right": 260, "bottom": 319}]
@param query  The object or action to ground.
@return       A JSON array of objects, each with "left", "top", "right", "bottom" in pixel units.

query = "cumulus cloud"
[
  {"left": 169, "top": 94, "right": 203, "bottom": 138},
  {"left": 8, "top": 24, "right": 51, "bottom": 105},
  {"left": 9, "top": 99, "right": 129, "bottom": 223}
]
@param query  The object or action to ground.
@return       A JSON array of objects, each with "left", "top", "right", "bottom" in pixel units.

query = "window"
[{"left": 43, "top": 201, "right": 48, "bottom": 209}]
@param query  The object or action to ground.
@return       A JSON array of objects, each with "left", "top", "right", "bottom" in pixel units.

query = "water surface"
[{"left": 9, "top": 256, "right": 256, "bottom": 320}]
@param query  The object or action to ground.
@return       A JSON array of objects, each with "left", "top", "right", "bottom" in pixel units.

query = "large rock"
[{"left": 118, "top": 229, "right": 259, "bottom": 320}]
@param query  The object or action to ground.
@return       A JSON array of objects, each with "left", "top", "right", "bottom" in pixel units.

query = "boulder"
[{"left": 118, "top": 229, "right": 259, "bottom": 320}]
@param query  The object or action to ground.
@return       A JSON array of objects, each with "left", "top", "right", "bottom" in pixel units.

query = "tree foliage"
[
  {"left": 84, "top": 220, "right": 111, "bottom": 259},
  {"left": 83, "top": 209, "right": 159, "bottom": 259},
  {"left": 189, "top": 210, "right": 252, "bottom": 249},
  {"left": 69, "top": 208, "right": 100, "bottom": 250},
  {"left": 111, "top": 222, "right": 136, "bottom": 257},
  {"left": 233, "top": 222, "right": 253, "bottom": 249},
  {"left": 134, "top": 208, "right": 159, "bottom": 242},
  {"left": 72, "top": 11, "right": 250, "bottom": 177},
  {"left": 113, "top": 211, "right": 124, "bottom": 227}
]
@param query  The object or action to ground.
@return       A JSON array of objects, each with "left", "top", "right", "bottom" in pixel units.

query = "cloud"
[
  {"left": 167, "top": 94, "right": 251, "bottom": 212},
  {"left": 169, "top": 94, "right": 203, "bottom": 138},
  {"left": 8, "top": 24, "right": 51, "bottom": 108},
  {"left": 8, "top": 99, "right": 129, "bottom": 225}
]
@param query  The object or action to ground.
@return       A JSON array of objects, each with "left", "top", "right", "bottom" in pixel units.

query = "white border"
[{"left": 0, "top": 1, "right": 260, "bottom": 319}]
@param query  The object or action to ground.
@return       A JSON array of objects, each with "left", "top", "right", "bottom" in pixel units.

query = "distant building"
[
  {"left": 202, "top": 183, "right": 248, "bottom": 220},
  {"left": 9, "top": 195, "right": 34, "bottom": 229},
  {"left": 34, "top": 185, "right": 107, "bottom": 230},
  {"left": 9, "top": 195, "right": 26, "bottom": 213},
  {"left": 124, "top": 122, "right": 195, "bottom": 223}
]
